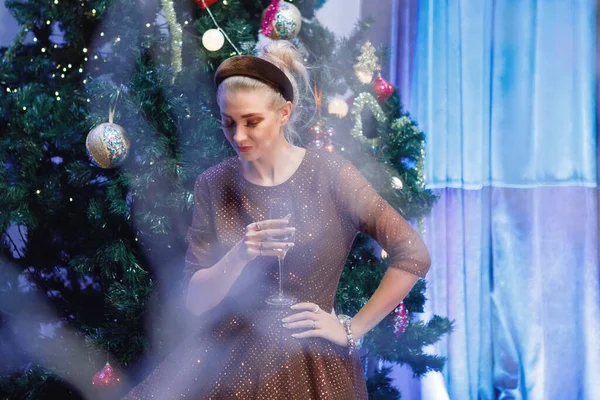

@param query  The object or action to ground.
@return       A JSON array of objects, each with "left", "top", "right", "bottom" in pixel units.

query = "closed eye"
[{"left": 221, "top": 121, "right": 260, "bottom": 128}]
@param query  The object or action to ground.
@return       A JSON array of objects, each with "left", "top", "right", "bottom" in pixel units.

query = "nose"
[{"left": 232, "top": 126, "right": 248, "bottom": 145}]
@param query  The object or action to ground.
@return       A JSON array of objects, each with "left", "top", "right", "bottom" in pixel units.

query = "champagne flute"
[{"left": 265, "top": 197, "right": 297, "bottom": 306}]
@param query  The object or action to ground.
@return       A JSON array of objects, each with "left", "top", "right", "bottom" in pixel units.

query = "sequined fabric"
[{"left": 122, "top": 148, "right": 430, "bottom": 399}]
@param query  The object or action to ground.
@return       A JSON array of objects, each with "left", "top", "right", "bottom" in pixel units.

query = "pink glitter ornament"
[
  {"left": 392, "top": 302, "right": 409, "bottom": 336},
  {"left": 92, "top": 361, "right": 120, "bottom": 386},
  {"left": 261, "top": 0, "right": 281, "bottom": 37}
]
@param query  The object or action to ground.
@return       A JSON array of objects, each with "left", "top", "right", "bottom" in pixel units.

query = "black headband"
[{"left": 214, "top": 55, "right": 294, "bottom": 102}]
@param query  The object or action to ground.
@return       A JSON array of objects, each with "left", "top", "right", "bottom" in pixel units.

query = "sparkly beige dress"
[{"left": 122, "top": 148, "right": 430, "bottom": 399}]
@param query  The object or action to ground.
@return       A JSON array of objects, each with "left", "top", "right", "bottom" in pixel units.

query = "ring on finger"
[
  {"left": 313, "top": 305, "right": 320, "bottom": 313},
  {"left": 255, "top": 222, "right": 262, "bottom": 231},
  {"left": 312, "top": 320, "right": 316, "bottom": 329}
]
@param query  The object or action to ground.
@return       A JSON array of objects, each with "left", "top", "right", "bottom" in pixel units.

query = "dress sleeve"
[
  {"left": 182, "top": 174, "right": 221, "bottom": 291},
  {"left": 334, "top": 159, "right": 431, "bottom": 278}
]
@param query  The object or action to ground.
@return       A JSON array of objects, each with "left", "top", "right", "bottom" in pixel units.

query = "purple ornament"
[{"left": 400, "top": 157, "right": 417, "bottom": 170}]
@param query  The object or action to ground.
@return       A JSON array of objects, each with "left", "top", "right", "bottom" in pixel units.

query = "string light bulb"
[{"left": 202, "top": 29, "right": 225, "bottom": 51}]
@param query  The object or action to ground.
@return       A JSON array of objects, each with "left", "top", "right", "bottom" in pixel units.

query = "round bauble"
[
  {"left": 327, "top": 98, "right": 349, "bottom": 118},
  {"left": 264, "top": 1, "right": 302, "bottom": 40},
  {"left": 86, "top": 122, "right": 130, "bottom": 169},
  {"left": 372, "top": 74, "right": 394, "bottom": 102}
]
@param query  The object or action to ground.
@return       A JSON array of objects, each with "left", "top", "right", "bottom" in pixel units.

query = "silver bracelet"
[{"left": 337, "top": 314, "right": 356, "bottom": 355}]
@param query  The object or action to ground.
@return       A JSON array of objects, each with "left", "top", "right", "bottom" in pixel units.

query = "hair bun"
[{"left": 260, "top": 40, "right": 304, "bottom": 78}]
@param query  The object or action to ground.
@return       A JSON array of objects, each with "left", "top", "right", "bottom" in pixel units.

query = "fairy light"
[
  {"left": 56, "top": 96, "right": 61, "bottom": 101},
  {"left": 55, "top": 91, "right": 59, "bottom": 96},
  {"left": 5, "top": 88, "right": 10, "bottom": 93},
  {"left": 201, "top": 0, "right": 240, "bottom": 54},
  {"left": 79, "top": 68, "right": 83, "bottom": 73},
  {"left": 54, "top": 0, "right": 59, "bottom": 4},
  {"left": 41, "top": 47, "right": 46, "bottom": 52},
  {"left": 54, "top": 44, "right": 58, "bottom": 48},
  {"left": 36, "top": 189, "right": 41, "bottom": 194},
  {"left": 100, "top": 32, "right": 104, "bottom": 36},
  {"left": 22, "top": 106, "right": 27, "bottom": 111},
  {"left": 94, "top": 55, "right": 98, "bottom": 59},
  {"left": 83, "top": 47, "right": 88, "bottom": 53},
  {"left": 33, "top": 37, "right": 38, "bottom": 42},
  {"left": 46, "top": 20, "right": 51, "bottom": 25},
  {"left": 83, "top": 79, "right": 87, "bottom": 84},
  {"left": 92, "top": 9, "right": 96, "bottom": 15},
  {"left": 69, "top": 197, "right": 73, "bottom": 202},
  {"left": 146, "top": 23, "right": 151, "bottom": 28},
  {"left": 68, "top": 64, "right": 72, "bottom": 68},
  {"left": 62, "top": 67, "right": 67, "bottom": 72},
  {"left": 60, "top": 74, "right": 65, "bottom": 78},
  {"left": 115, "top": 37, "right": 121, "bottom": 43},
  {"left": 84, "top": 57, "right": 88, "bottom": 61}
]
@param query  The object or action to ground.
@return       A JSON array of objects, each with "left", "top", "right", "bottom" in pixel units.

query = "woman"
[{"left": 123, "top": 41, "right": 430, "bottom": 399}]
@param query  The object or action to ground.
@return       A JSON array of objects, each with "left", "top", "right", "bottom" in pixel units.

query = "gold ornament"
[
  {"left": 86, "top": 90, "right": 130, "bottom": 169},
  {"left": 354, "top": 67, "right": 374, "bottom": 84},
  {"left": 86, "top": 123, "right": 130, "bottom": 169},
  {"left": 265, "top": 1, "right": 302, "bottom": 40},
  {"left": 391, "top": 177, "right": 403, "bottom": 190},
  {"left": 354, "top": 41, "right": 380, "bottom": 84},
  {"left": 202, "top": 29, "right": 225, "bottom": 51},
  {"left": 327, "top": 97, "right": 349, "bottom": 118}
]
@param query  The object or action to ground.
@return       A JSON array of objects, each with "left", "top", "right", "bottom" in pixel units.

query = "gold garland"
[
  {"left": 161, "top": 0, "right": 183, "bottom": 77},
  {"left": 350, "top": 92, "right": 387, "bottom": 145}
]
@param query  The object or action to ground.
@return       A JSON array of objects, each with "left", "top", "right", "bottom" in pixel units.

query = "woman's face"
[{"left": 218, "top": 87, "right": 291, "bottom": 161}]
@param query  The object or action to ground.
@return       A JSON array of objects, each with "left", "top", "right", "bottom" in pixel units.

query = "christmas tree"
[{"left": 0, "top": 0, "right": 452, "bottom": 398}]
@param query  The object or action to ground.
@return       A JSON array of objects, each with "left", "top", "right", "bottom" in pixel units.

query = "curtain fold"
[
  {"left": 409, "top": 0, "right": 596, "bottom": 189},
  {"left": 390, "top": 0, "right": 599, "bottom": 399}
]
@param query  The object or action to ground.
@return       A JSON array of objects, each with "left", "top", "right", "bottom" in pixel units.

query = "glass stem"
[{"left": 277, "top": 254, "right": 286, "bottom": 298}]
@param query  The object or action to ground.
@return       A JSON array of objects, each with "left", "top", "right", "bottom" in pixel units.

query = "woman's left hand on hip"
[{"left": 281, "top": 302, "right": 348, "bottom": 348}]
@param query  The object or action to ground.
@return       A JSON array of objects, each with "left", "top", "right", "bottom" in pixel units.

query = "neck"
[{"left": 241, "top": 137, "right": 301, "bottom": 186}]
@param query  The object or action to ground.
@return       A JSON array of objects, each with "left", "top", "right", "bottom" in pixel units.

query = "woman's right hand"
[{"left": 233, "top": 217, "right": 296, "bottom": 262}]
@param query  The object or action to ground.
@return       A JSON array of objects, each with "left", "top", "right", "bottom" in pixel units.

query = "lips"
[{"left": 238, "top": 146, "right": 253, "bottom": 153}]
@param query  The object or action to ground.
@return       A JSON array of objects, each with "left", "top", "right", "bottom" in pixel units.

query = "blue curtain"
[
  {"left": 390, "top": 0, "right": 600, "bottom": 399},
  {"left": 410, "top": 0, "right": 596, "bottom": 189}
]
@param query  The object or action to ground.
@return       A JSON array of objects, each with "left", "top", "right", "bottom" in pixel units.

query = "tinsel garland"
[
  {"left": 161, "top": 0, "right": 183, "bottom": 76},
  {"left": 350, "top": 92, "right": 386, "bottom": 145},
  {"left": 392, "top": 116, "right": 426, "bottom": 189}
]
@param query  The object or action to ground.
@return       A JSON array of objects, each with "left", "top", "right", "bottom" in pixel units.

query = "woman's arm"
[
  {"left": 335, "top": 160, "right": 431, "bottom": 340},
  {"left": 185, "top": 242, "right": 248, "bottom": 316},
  {"left": 183, "top": 174, "right": 295, "bottom": 316}
]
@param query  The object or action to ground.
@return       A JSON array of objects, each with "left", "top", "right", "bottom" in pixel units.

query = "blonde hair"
[{"left": 216, "top": 41, "right": 311, "bottom": 144}]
